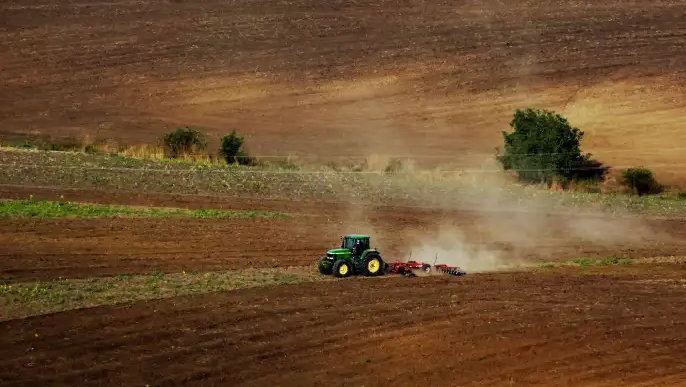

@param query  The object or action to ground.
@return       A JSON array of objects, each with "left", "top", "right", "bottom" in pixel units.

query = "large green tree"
[{"left": 496, "top": 108, "right": 608, "bottom": 185}]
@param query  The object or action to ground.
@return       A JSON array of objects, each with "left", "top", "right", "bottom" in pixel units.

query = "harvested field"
[{"left": 3, "top": 266, "right": 686, "bottom": 387}]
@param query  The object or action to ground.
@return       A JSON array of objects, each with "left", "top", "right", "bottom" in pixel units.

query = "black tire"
[
  {"left": 318, "top": 258, "right": 332, "bottom": 275},
  {"left": 383, "top": 263, "right": 393, "bottom": 275},
  {"left": 333, "top": 260, "right": 352, "bottom": 278},
  {"left": 362, "top": 254, "right": 385, "bottom": 276}
]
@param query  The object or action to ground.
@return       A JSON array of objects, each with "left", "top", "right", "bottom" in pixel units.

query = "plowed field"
[
  {"left": 2, "top": 0, "right": 686, "bottom": 184},
  {"left": 3, "top": 188, "right": 686, "bottom": 386},
  {"left": 4, "top": 267, "right": 686, "bottom": 387}
]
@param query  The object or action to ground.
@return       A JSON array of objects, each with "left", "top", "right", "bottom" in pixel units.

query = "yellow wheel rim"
[
  {"left": 338, "top": 264, "right": 349, "bottom": 275},
  {"left": 368, "top": 259, "right": 380, "bottom": 273}
]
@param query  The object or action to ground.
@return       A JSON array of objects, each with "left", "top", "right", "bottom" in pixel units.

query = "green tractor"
[{"left": 317, "top": 234, "right": 386, "bottom": 278}]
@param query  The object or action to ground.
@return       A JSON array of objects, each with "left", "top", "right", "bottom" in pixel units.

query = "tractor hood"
[{"left": 327, "top": 248, "right": 350, "bottom": 255}]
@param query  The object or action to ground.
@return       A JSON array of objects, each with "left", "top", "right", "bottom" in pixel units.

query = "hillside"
[{"left": 2, "top": 0, "right": 686, "bottom": 184}]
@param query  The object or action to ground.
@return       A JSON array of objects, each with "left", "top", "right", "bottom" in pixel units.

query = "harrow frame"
[{"left": 384, "top": 260, "right": 466, "bottom": 277}]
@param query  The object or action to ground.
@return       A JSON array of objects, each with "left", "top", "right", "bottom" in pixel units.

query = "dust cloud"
[
  {"left": 399, "top": 175, "right": 666, "bottom": 273},
  {"left": 407, "top": 224, "right": 530, "bottom": 273}
]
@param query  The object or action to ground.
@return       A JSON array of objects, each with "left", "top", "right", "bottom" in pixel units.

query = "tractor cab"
[{"left": 340, "top": 234, "right": 370, "bottom": 252}]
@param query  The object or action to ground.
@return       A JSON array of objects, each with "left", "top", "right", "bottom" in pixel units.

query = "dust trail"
[
  {"left": 388, "top": 165, "right": 669, "bottom": 273},
  {"left": 407, "top": 223, "right": 532, "bottom": 273}
]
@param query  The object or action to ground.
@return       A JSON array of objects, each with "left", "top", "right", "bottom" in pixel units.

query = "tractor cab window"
[
  {"left": 343, "top": 237, "right": 355, "bottom": 250},
  {"left": 342, "top": 236, "right": 369, "bottom": 250}
]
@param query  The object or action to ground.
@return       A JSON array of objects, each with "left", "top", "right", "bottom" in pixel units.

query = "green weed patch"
[{"left": 0, "top": 199, "right": 290, "bottom": 219}]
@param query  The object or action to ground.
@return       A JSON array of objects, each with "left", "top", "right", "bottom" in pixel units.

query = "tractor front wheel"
[
  {"left": 333, "top": 260, "right": 352, "bottom": 278},
  {"left": 318, "top": 258, "right": 332, "bottom": 275},
  {"left": 363, "top": 255, "right": 385, "bottom": 276}
]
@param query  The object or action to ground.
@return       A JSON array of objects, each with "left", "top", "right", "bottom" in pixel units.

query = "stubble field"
[{"left": 2, "top": 0, "right": 686, "bottom": 386}]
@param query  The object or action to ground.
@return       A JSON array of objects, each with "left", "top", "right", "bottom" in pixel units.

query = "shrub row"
[
  {"left": 162, "top": 126, "right": 254, "bottom": 165},
  {"left": 1, "top": 116, "right": 672, "bottom": 196}
]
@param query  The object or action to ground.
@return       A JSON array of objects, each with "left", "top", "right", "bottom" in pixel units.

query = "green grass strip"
[{"left": 0, "top": 199, "right": 290, "bottom": 219}]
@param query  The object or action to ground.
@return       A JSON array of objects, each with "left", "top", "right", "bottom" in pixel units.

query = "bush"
[
  {"left": 219, "top": 131, "right": 254, "bottom": 165},
  {"left": 163, "top": 126, "right": 207, "bottom": 158},
  {"left": 620, "top": 167, "right": 663, "bottom": 195},
  {"left": 495, "top": 108, "right": 609, "bottom": 186},
  {"left": 384, "top": 157, "right": 405, "bottom": 174}
]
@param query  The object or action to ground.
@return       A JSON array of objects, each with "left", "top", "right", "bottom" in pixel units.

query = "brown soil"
[
  {"left": 2, "top": 0, "right": 686, "bottom": 185},
  {"left": 3, "top": 266, "right": 686, "bottom": 387},
  {"left": 2, "top": 187, "right": 686, "bottom": 386},
  {"left": 3, "top": 1, "right": 686, "bottom": 384}
]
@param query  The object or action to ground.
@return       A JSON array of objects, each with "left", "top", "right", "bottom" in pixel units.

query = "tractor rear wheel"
[
  {"left": 333, "top": 260, "right": 352, "bottom": 278},
  {"left": 363, "top": 254, "right": 385, "bottom": 276}
]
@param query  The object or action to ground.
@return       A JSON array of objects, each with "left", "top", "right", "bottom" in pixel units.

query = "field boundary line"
[
  {"left": 1, "top": 162, "right": 685, "bottom": 174},
  {"left": 4, "top": 147, "right": 686, "bottom": 158}
]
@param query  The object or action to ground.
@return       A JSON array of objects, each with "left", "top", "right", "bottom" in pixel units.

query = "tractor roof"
[{"left": 344, "top": 234, "right": 370, "bottom": 238}]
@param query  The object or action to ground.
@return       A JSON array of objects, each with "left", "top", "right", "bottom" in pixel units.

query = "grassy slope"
[{"left": 2, "top": 148, "right": 686, "bottom": 216}]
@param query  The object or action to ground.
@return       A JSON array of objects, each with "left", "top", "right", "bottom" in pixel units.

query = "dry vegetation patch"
[
  {"left": 0, "top": 267, "right": 330, "bottom": 321},
  {"left": 3, "top": 149, "right": 686, "bottom": 217}
]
